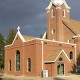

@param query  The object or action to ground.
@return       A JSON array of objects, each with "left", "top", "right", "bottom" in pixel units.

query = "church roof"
[
  {"left": 45, "top": 50, "right": 61, "bottom": 62},
  {"left": 45, "top": 49, "right": 71, "bottom": 63},
  {"left": 23, "top": 35, "right": 35, "bottom": 41},
  {"left": 63, "top": 19, "right": 80, "bottom": 35}
]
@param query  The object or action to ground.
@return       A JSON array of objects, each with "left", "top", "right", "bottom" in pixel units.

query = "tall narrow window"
[
  {"left": 27, "top": 58, "right": 31, "bottom": 72},
  {"left": 68, "top": 39, "right": 71, "bottom": 43},
  {"left": 51, "top": 9, "right": 55, "bottom": 18},
  {"left": 62, "top": 10, "right": 65, "bottom": 17},
  {"left": 70, "top": 52, "right": 73, "bottom": 59},
  {"left": 16, "top": 50, "right": 20, "bottom": 71},
  {"left": 9, "top": 60, "right": 11, "bottom": 71}
]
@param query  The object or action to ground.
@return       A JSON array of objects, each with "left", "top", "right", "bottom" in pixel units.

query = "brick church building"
[{"left": 4, "top": 0, "right": 80, "bottom": 77}]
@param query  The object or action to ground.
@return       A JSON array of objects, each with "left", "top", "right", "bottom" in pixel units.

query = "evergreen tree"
[
  {"left": 6, "top": 28, "right": 16, "bottom": 45},
  {"left": 0, "top": 33, "right": 5, "bottom": 70},
  {"left": 40, "top": 34, "right": 43, "bottom": 38}
]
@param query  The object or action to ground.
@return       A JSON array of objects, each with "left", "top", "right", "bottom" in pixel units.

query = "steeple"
[
  {"left": 46, "top": 0, "right": 71, "bottom": 41},
  {"left": 46, "top": 0, "right": 70, "bottom": 11},
  {"left": 51, "top": 0, "right": 65, "bottom": 6}
]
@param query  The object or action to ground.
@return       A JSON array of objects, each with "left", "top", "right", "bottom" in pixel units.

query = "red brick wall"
[
  {"left": 5, "top": 37, "right": 75, "bottom": 77},
  {"left": 47, "top": 4, "right": 70, "bottom": 41}
]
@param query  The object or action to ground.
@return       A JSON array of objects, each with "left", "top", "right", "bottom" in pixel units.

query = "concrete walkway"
[
  {"left": 0, "top": 74, "right": 80, "bottom": 80},
  {"left": 0, "top": 74, "right": 53, "bottom": 80},
  {"left": 54, "top": 74, "right": 80, "bottom": 80}
]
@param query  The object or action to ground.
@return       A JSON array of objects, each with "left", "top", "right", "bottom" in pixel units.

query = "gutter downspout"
[
  {"left": 74, "top": 45, "right": 77, "bottom": 72},
  {"left": 41, "top": 41, "right": 44, "bottom": 71}
]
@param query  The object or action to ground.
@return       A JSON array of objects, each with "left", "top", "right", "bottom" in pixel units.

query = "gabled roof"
[
  {"left": 9, "top": 31, "right": 35, "bottom": 45},
  {"left": 63, "top": 19, "right": 80, "bottom": 35},
  {"left": 13, "top": 26, "right": 35, "bottom": 43},
  {"left": 23, "top": 35, "right": 35, "bottom": 41},
  {"left": 5, "top": 27, "right": 35, "bottom": 47},
  {"left": 44, "top": 49, "right": 71, "bottom": 63}
]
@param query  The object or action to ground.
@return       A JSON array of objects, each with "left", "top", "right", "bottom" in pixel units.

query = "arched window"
[
  {"left": 68, "top": 39, "right": 71, "bottom": 43},
  {"left": 51, "top": 28, "right": 55, "bottom": 34},
  {"left": 9, "top": 60, "right": 11, "bottom": 71},
  {"left": 62, "top": 10, "right": 65, "bottom": 17},
  {"left": 70, "top": 52, "right": 73, "bottom": 59},
  {"left": 27, "top": 58, "right": 31, "bottom": 72},
  {"left": 51, "top": 9, "right": 55, "bottom": 18},
  {"left": 16, "top": 50, "right": 20, "bottom": 71},
  {"left": 59, "top": 57, "right": 63, "bottom": 61}
]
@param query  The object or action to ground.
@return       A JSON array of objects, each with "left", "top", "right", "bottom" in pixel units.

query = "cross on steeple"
[{"left": 17, "top": 26, "right": 20, "bottom": 32}]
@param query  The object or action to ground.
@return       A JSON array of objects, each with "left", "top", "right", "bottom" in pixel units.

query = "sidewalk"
[
  {"left": 0, "top": 74, "right": 53, "bottom": 80},
  {"left": 54, "top": 74, "right": 80, "bottom": 80},
  {"left": 0, "top": 74, "right": 80, "bottom": 80}
]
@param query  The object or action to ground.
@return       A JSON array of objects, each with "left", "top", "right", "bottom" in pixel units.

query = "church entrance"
[
  {"left": 57, "top": 57, "right": 64, "bottom": 75},
  {"left": 57, "top": 63, "right": 64, "bottom": 75}
]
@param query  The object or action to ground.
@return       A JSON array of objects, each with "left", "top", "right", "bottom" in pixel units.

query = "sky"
[{"left": 0, "top": 0, "right": 80, "bottom": 38}]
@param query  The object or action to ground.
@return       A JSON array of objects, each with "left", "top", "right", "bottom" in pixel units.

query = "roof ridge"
[
  {"left": 63, "top": 20, "right": 77, "bottom": 35},
  {"left": 23, "top": 35, "right": 34, "bottom": 37},
  {"left": 70, "top": 18, "right": 80, "bottom": 23}
]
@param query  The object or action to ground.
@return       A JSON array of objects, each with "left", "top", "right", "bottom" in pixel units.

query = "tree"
[
  {"left": 0, "top": 33, "right": 5, "bottom": 70},
  {"left": 6, "top": 28, "right": 16, "bottom": 45},
  {"left": 40, "top": 34, "right": 43, "bottom": 38}
]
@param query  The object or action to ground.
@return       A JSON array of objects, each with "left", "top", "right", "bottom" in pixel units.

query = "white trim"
[
  {"left": 68, "top": 39, "right": 71, "bottom": 43},
  {"left": 8, "top": 60, "right": 11, "bottom": 71},
  {"left": 74, "top": 45, "right": 77, "bottom": 72},
  {"left": 27, "top": 58, "right": 28, "bottom": 72},
  {"left": 26, "top": 58, "right": 29, "bottom": 72},
  {"left": 64, "top": 1, "right": 71, "bottom": 10},
  {"left": 46, "top": 0, "right": 71, "bottom": 10},
  {"left": 15, "top": 51, "right": 16, "bottom": 72},
  {"left": 44, "top": 61, "right": 55, "bottom": 63},
  {"left": 51, "top": 9, "right": 55, "bottom": 18},
  {"left": 5, "top": 28, "right": 26, "bottom": 47},
  {"left": 44, "top": 49, "right": 71, "bottom": 63},
  {"left": 42, "top": 32, "right": 47, "bottom": 39},
  {"left": 5, "top": 37, "right": 76, "bottom": 48},
  {"left": 55, "top": 49, "right": 71, "bottom": 62},
  {"left": 15, "top": 50, "right": 20, "bottom": 72},
  {"left": 47, "top": 10, "right": 50, "bottom": 13},
  {"left": 56, "top": 7, "right": 61, "bottom": 9},
  {"left": 52, "top": 0, "right": 64, "bottom": 6},
  {"left": 41, "top": 41, "right": 44, "bottom": 71},
  {"left": 35, "top": 38, "right": 76, "bottom": 46},
  {"left": 36, "top": 38, "right": 75, "bottom": 45},
  {"left": 73, "top": 35, "right": 80, "bottom": 38},
  {"left": 67, "top": 10, "right": 70, "bottom": 13},
  {"left": 64, "top": 63, "right": 65, "bottom": 76},
  {"left": 14, "top": 26, "right": 25, "bottom": 43},
  {"left": 17, "top": 31, "right": 25, "bottom": 42},
  {"left": 57, "top": 63, "right": 65, "bottom": 76},
  {"left": 46, "top": 2, "right": 52, "bottom": 10}
]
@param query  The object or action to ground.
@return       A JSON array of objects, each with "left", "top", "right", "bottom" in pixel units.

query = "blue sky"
[{"left": 0, "top": 0, "right": 80, "bottom": 38}]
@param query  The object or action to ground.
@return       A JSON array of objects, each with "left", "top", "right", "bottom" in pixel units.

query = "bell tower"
[{"left": 46, "top": 0, "right": 70, "bottom": 41}]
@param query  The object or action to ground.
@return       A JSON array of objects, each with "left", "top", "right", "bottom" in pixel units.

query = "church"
[{"left": 4, "top": 0, "right": 80, "bottom": 77}]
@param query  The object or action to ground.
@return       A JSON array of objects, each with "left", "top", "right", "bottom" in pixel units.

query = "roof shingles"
[
  {"left": 45, "top": 50, "right": 61, "bottom": 62},
  {"left": 23, "top": 35, "right": 35, "bottom": 41},
  {"left": 63, "top": 19, "right": 80, "bottom": 35}
]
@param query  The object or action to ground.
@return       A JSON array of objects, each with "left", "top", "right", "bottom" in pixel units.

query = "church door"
[{"left": 57, "top": 64, "right": 64, "bottom": 75}]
